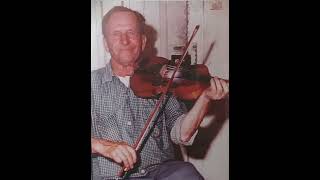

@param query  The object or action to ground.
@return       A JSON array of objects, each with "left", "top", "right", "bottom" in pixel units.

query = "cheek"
[
  {"left": 132, "top": 46, "right": 143, "bottom": 58},
  {"left": 108, "top": 43, "right": 120, "bottom": 55},
  {"left": 132, "top": 41, "right": 143, "bottom": 52}
]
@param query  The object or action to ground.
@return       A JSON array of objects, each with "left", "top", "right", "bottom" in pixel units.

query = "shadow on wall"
[
  {"left": 143, "top": 24, "right": 158, "bottom": 60},
  {"left": 183, "top": 40, "right": 228, "bottom": 159},
  {"left": 202, "top": 41, "right": 215, "bottom": 65},
  {"left": 185, "top": 97, "right": 229, "bottom": 159}
]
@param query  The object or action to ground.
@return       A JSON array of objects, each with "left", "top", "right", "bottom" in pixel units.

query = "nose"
[{"left": 120, "top": 33, "right": 129, "bottom": 45}]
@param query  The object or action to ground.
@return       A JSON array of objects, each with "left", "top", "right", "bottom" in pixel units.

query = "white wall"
[
  {"left": 186, "top": 1, "right": 229, "bottom": 179},
  {"left": 91, "top": 1, "right": 229, "bottom": 179},
  {"left": 91, "top": 0, "right": 106, "bottom": 70}
]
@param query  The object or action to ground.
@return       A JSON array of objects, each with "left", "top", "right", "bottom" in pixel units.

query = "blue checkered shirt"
[{"left": 91, "top": 63, "right": 197, "bottom": 179}]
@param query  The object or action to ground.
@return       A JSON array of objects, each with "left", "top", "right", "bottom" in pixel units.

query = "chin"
[{"left": 119, "top": 57, "right": 139, "bottom": 66}]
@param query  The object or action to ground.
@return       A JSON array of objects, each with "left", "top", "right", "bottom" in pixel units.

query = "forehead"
[{"left": 106, "top": 11, "right": 139, "bottom": 30}]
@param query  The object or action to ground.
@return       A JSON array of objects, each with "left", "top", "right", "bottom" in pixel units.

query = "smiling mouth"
[{"left": 119, "top": 46, "right": 135, "bottom": 50}]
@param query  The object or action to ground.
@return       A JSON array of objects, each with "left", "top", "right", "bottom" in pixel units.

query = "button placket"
[{"left": 127, "top": 121, "right": 132, "bottom": 126}]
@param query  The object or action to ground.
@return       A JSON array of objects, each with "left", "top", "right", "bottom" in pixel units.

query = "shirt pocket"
[
  {"left": 151, "top": 124, "right": 162, "bottom": 138},
  {"left": 96, "top": 113, "right": 122, "bottom": 141},
  {"left": 150, "top": 116, "right": 165, "bottom": 148}
]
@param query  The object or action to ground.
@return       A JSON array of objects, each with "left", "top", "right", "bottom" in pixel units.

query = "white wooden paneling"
[
  {"left": 158, "top": 1, "right": 168, "bottom": 58},
  {"left": 91, "top": 0, "right": 106, "bottom": 70},
  {"left": 166, "top": 1, "right": 188, "bottom": 58},
  {"left": 91, "top": 1, "right": 229, "bottom": 180}
]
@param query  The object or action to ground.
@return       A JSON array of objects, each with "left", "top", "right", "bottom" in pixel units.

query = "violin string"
[{"left": 166, "top": 66, "right": 190, "bottom": 73}]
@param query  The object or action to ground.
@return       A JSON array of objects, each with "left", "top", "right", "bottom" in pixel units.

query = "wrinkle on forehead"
[{"left": 106, "top": 11, "right": 140, "bottom": 32}]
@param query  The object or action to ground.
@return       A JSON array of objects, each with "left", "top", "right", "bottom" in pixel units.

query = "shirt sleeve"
[
  {"left": 163, "top": 96, "right": 198, "bottom": 146},
  {"left": 170, "top": 114, "right": 198, "bottom": 146},
  {"left": 91, "top": 83, "right": 100, "bottom": 139}
]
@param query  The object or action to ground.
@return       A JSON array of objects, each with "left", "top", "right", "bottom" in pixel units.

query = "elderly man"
[{"left": 91, "top": 6, "right": 228, "bottom": 180}]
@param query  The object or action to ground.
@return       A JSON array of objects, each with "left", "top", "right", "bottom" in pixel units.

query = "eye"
[
  {"left": 111, "top": 31, "right": 121, "bottom": 37},
  {"left": 127, "top": 30, "right": 138, "bottom": 37}
]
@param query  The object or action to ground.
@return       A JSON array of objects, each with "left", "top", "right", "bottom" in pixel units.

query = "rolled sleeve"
[{"left": 170, "top": 114, "right": 198, "bottom": 146}]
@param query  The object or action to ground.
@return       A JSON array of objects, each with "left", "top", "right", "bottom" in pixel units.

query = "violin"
[{"left": 130, "top": 56, "right": 215, "bottom": 101}]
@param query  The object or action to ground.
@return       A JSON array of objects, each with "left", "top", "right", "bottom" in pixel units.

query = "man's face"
[{"left": 104, "top": 11, "right": 146, "bottom": 67}]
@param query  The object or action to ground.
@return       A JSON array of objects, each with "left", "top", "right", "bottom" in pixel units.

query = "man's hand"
[
  {"left": 92, "top": 138, "right": 137, "bottom": 171},
  {"left": 203, "top": 77, "right": 229, "bottom": 101}
]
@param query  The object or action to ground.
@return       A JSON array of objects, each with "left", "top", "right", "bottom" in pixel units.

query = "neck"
[{"left": 111, "top": 59, "right": 138, "bottom": 77}]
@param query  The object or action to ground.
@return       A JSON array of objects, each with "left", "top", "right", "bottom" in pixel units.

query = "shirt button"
[
  {"left": 140, "top": 169, "right": 146, "bottom": 174},
  {"left": 152, "top": 127, "right": 160, "bottom": 137},
  {"left": 127, "top": 121, "right": 132, "bottom": 126}
]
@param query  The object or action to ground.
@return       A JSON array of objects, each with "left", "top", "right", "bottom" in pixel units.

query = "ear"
[
  {"left": 103, "top": 37, "right": 109, "bottom": 52},
  {"left": 141, "top": 34, "right": 147, "bottom": 51}
]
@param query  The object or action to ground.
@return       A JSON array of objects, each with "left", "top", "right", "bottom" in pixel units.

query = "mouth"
[{"left": 119, "top": 46, "right": 136, "bottom": 50}]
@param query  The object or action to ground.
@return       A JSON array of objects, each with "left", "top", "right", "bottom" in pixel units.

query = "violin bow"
[{"left": 118, "top": 25, "right": 200, "bottom": 178}]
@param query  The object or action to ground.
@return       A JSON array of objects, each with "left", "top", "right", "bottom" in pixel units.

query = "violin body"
[{"left": 130, "top": 56, "right": 212, "bottom": 101}]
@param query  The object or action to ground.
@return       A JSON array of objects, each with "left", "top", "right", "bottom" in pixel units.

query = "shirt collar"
[{"left": 102, "top": 57, "right": 143, "bottom": 83}]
